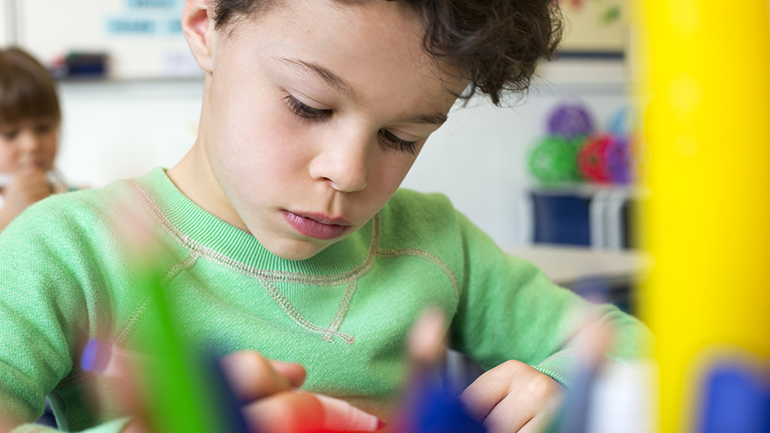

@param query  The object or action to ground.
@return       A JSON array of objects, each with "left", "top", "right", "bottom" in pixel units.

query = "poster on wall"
[
  {"left": 556, "top": 0, "right": 626, "bottom": 57},
  {"left": 17, "top": 0, "right": 201, "bottom": 79}
]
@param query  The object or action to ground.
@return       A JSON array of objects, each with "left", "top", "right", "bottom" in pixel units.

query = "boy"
[{"left": 0, "top": 1, "right": 653, "bottom": 432}]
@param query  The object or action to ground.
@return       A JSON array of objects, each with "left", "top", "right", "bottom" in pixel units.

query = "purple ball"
[
  {"left": 547, "top": 103, "right": 595, "bottom": 139},
  {"left": 606, "top": 135, "right": 631, "bottom": 184}
]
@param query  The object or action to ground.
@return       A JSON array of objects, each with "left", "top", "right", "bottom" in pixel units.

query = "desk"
[{"left": 501, "top": 244, "right": 652, "bottom": 287}]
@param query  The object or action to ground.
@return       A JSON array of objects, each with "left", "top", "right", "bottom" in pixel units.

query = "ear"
[{"left": 182, "top": 0, "right": 217, "bottom": 74}]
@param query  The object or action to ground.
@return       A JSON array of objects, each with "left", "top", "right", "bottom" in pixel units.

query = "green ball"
[{"left": 528, "top": 136, "right": 581, "bottom": 184}]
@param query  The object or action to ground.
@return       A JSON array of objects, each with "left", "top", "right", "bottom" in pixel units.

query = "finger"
[
  {"left": 477, "top": 368, "right": 565, "bottom": 433},
  {"left": 408, "top": 307, "right": 447, "bottom": 367},
  {"left": 219, "top": 351, "right": 299, "bottom": 402},
  {"left": 570, "top": 316, "right": 615, "bottom": 366},
  {"left": 244, "top": 391, "right": 385, "bottom": 433},
  {"left": 243, "top": 391, "right": 324, "bottom": 433},
  {"left": 505, "top": 394, "right": 564, "bottom": 433},
  {"left": 459, "top": 362, "right": 520, "bottom": 421},
  {"left": 480, "top": 394, "right": 532, "bottom": 433},
  {"left": 312, "top": 393, "right": 385, "bottom": 432},
  {"left": 515, "top": 414, "right": 560, "bottom": 433},
  {"left": 268, "top": 359, "right": 307, "bottom": 388}
]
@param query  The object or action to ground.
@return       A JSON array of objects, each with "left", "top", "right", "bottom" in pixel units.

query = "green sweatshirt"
[{"left": 0, "top": 167, "right": 653, "bottom": 432}]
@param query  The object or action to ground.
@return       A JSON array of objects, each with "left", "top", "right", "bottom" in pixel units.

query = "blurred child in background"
[{"left": 0, "top": 47, "right": 67, "bottom": 233}]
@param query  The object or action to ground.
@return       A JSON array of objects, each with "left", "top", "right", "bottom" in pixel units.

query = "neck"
[{"left": 167, "top": 140, "right": 250, "bottom": 233}]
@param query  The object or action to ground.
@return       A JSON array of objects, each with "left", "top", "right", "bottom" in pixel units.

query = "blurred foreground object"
[
  {"left": 546, "top": 294, "right": 655, "bottom": 433},
  {"left": 394, "top": 309, "right": 486, "bottom": 433},
  {"left": 636, "top": 0, "right": 770, "bottom": 432},
  {"left": 695, "top": 360, "right": 770, "bottom": 433}
]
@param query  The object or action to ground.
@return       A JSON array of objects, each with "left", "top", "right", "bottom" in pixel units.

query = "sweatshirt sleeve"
[
  {"left": 0, "top": 197, "right": 124, "bottom": 430},
  {"left": 0, "top": 206, "right": 86, "bottom": 424},
  {"left": 448, "top": 211, "right": 654, "bottom": 389}
]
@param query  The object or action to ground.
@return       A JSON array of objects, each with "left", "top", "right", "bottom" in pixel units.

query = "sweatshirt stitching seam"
[
  {"left": 323, "top": 280, "right": 357, "bottom": 343},
  {"left": 115, "top": 294, "right": 151, "bottom": 348},
  {"left": 58, "top": 252, "right": 201, "bottom": 389},
  {"left": 129, "top": 181, "right": 376, "bottom": 343},
  {"left": 115, "top": 252, "right": 200, "bottom": 347},
  {"left": 376, "top": 248, "right": 459, "bottom": 301},
  {"left": 130, "top": 181, "right": 381, "bottom": 285},
  {"left": 259, "top": 279, "right": 356, "bottom": 345}
]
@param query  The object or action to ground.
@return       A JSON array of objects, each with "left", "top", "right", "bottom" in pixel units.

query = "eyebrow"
[
  {"left": 400, "top": 112, "right": 448, "bottom": 126},
  {"left": 277, "top": 57, "right": 355, "bottom": 97},
  {"left": 275, "top": 56, "right": 448, "bottom": 126}
]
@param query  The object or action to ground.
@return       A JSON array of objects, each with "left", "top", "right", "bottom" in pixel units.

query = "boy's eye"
[
  {"left": 1, "top": 130, "right": 19, "bottom": 141},
  {"left": 379, "top": 129, "right": 418, "bottom": 155},
  {"left": 34, "top": 123, "right": 54, "bottom": 134},
  {"left": 284, "top": 94, "right": 332, "bottom": 121},
  {"left": 283, "top": 93, "right": 419, "bottom": 155}
]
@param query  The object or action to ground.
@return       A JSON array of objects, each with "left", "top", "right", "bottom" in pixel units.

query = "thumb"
[{"left": 268, "top": 360, "right": 307, "bottom": 389}]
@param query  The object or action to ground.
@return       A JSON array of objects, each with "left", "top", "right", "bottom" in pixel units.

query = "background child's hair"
[
  {"left": 209, "top": 0, "right": 563, "bottom": 106},
  {"left": 0, "top": 47, "right": 61, "bottom": 125}
]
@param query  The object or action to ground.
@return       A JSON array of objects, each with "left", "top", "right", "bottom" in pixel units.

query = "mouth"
[
  {"left": 282, "top": 210, "right": 352, "bottom": 240},
  {"left": 19, "top": 158, "right": 44, "bottom": 169}
]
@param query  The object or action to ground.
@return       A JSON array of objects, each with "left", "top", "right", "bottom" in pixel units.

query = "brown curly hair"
[
  {"left": 0, "top": 47, "right": 61, "bottom": 125},
  {"left": 210, "top": 0, "right": 562, "bottom": 106}
]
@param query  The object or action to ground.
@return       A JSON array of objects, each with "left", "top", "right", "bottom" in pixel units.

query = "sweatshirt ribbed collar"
[{"left": 134, "top": 167, "right": 374, "bottom": 277}]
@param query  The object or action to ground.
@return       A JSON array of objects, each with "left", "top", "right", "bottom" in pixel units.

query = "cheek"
[
  {"left": 369, "top": 154, "right": 417, "bottom": 202},
  {"left": 386, "top": 152, "right": 418, "bottom": 186},
  {"left": 213, "top": 105, "right": 311, "bottom": 196},
  {"left": 0, "top": 143, "right": 18, "bottom": 172},
  {"left": 42, "top": 133, "right": 58, "bottom": 164}
]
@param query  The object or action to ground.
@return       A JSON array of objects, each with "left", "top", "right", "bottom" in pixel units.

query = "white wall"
[
  {"left": 56, "top": 80, "right": 202, "bottom": 187},
  {"left": 0, "top": 0, "right": 8, "bottom": 46},
  {"left": 55, "top": 59, "right": 629, "bottom": 247}
]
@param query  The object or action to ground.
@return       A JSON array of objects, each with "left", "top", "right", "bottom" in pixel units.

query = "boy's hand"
[
  {"left": 2, "top": 166, "right": 52, "bottom": 215},
  {"left": 459, "top": 360, "right": 566, "bottom": 433},
  {"left": 87, "top": 346, "right": 381, "bottom": 433},
  {"left": 224, "top": 351, "right": 383, "bottom": 433},
  {"left": 121, "top": 350, "right": 322, "bottom": 433}
]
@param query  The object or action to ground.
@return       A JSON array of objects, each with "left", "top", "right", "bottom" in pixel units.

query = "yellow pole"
[{"left": 637, "top": 0, "right": 770, "bottom": 432}]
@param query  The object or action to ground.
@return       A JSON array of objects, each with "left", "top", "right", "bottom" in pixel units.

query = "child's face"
[
  {"left": 0, "top": 118, "right": 59, "bottom": 174},
  {"left": 191, "top": 0, "right": 466, "bottom": 260}
]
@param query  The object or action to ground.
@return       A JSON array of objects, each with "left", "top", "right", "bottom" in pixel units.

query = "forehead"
[
  {"left": 221, "top": 0, "right": 464, "bottom": 108},
  {"left": 0, "top": 116, "right": 58, "bottom": 129}
]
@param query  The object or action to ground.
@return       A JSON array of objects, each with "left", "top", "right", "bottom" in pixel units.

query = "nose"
[
  {"left": 310, "top": 136, "right": 369, "bottom": 193},
  {"left": 17, "top": 129, "right": 43, "bottom": 154}
]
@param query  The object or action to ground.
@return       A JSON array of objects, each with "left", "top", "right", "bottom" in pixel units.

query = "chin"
[{"left": 267, "top": 238, "right": 330, "bottom": 261}]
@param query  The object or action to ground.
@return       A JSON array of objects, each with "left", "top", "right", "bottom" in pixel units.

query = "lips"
[{"left": 283, "top": 210, "right": 351, "bottom": 240}]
